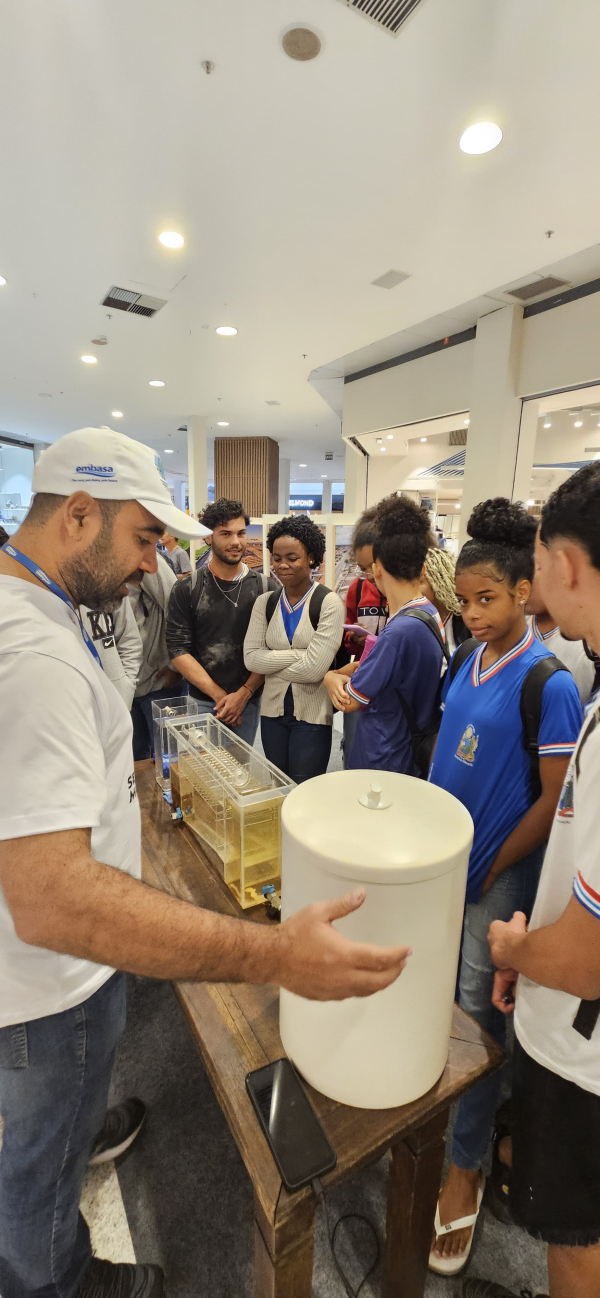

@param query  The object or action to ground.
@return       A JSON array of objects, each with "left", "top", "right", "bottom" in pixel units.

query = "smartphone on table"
[{"left": 246, "top": 1058, "right": 337, "bottom": 1192}]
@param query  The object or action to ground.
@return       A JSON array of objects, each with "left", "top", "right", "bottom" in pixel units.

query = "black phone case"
[{"left": 245, "top": 1058, "right": 337, "bottom": 1193}]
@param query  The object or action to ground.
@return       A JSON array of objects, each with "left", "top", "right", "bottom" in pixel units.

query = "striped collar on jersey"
[
  {"left": 281, "top": 581, "right": 316, "bottom": 615},
  {"left": 532, "top": 614, "right": 557, "bottom": 643},
  {"left": 471, "top": 625, "right": 534, "bottom": 687}
]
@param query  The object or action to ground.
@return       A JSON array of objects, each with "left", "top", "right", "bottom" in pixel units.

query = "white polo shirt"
[
  {"left": 530, "top": 615, "right": 595, "bottom": 705},
  {"left": 0, "top": 576, "right": 141, "bottom": 1027},
  {"left": 515, "top": 697, "right": 600, "bottom": 1095}
]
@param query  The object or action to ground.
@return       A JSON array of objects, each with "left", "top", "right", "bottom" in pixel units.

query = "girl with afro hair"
[{"left": 243, "top": 514, "right": 344, "bottom": 782}]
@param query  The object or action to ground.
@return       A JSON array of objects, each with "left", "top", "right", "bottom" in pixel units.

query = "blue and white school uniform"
[
  {"left": 429, "top": 625, "right": 584, "bottom": 1178},
  {"left": 429, "top": 626, "right": 583, "bottom": 906},
  {"left": 346, "top": 596, "right": 444, "bottom": 776}
]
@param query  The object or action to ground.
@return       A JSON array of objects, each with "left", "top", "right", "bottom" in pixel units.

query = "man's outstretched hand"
[{"left": 275, "top": 888, "right": 411, "bottom": 1001}]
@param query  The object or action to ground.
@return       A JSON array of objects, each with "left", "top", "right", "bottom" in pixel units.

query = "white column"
[
  {"left": 278, "top": 458, "right": 290, "bottom": 514},
  {"left": 460, "top": 305, "right": 524, "bottom": 542},
  {"left": 343, "top": 440, "right": 368, "bottom": 514},
  {"left": 177, "top": 479, "right": 187, "bottom": 512},
  {"left": 512, "top": 399, "right": 540, "bottom": 505},
  {"left": 186, "top": 416, "right": 208, "bottom": 561},
  {"left": 321, "top": 479, "right": 332, "bottom": 513}
]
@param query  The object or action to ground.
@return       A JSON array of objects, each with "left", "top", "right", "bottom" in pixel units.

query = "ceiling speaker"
[{"left": 281, "top": 28, "right": 321, "bottom": 60}]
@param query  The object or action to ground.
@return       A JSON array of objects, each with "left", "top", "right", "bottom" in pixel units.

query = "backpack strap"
[
  {"left": 520, "top": 657, "right": 569, "bottom": 801},
  {"left": 449, "top": 636, "right": 480, "bottom": 684},
  {"left": 308, "top": 583, "right": 330, "bottom": 631},
  {"left": 399, "top": 607, "right": 451, "bottom": 664},
  {"left": 265, "top": 587, "right": 282, "bottom": 625},
  {"left": 189, "top": 564, "right": 207, "bottom": 613}
]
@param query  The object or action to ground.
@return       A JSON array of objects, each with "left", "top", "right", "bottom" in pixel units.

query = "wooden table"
[{"left": 137, "top": 761, "right": 502, "bottom": 1298}]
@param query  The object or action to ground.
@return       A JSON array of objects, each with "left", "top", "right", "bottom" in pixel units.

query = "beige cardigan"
[{"left": 243, "top": 587, "right": 345, "bottom": 725}]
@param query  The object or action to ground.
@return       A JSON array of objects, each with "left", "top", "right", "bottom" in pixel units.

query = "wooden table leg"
[
  {"left": 253, "top": 1191, "right": 316, "bottom": 1298},
  {"left": 383, "top": 1107, "right": 449, "bottom": 1298}
]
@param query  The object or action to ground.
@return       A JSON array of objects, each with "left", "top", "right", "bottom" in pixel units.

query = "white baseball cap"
[{"left": 32, "top": 427, "right": 211, "bottom": 539}]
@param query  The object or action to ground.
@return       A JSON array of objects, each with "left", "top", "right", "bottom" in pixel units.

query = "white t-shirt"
[
  {"left": 515, "top": 697, "right": 600, "bottom": 1095},
  {"left": 530, "top": 615, "right": 595, "bottom": 705},
  {"left": 0, "top": 576, "right": 141, "bottom": 1028}
]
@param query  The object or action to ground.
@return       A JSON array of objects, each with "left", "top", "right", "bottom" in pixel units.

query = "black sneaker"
[
  {"left": 89, "top": 1098, "right": 146, "bottom": 1165},
  {"left": 462, "top": 1281, "right": 543, "bottom": 1297},
  {"left": 77, "top": 1258, "right": 164, "bottom": 1298}
]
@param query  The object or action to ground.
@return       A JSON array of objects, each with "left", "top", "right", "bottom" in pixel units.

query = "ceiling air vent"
[
  {"left": 101, "top": 286, "right": 167, "bottom": 318},
  {"left": 338, "top": 0, "right": 425, "bottom": 35},
  {"left": 506, "top": 276, "right": 570, "bottom": 303},
  {"left": 371, "top": 269, "right": 410, "bottom": 290}
]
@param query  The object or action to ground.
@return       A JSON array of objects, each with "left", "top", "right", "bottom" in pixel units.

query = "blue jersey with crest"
[{"left": 429, "top": 627, "right": 583, "bottom": 904}]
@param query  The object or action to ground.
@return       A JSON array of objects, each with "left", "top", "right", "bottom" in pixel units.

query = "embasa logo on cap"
[
  {"left": 74, "top": 464, "right": 117, "bottom": 480},
  {"left": 154, "top": 454, "right": 168, "bottom": 488}
]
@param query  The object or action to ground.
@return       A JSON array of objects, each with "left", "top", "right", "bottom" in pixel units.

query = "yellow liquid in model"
[{"left": 176, "top": 746, "right": 282, "bottom": 907}]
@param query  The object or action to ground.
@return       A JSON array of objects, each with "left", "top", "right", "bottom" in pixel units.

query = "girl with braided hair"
[{"left": 420, "top": 546, "right": 470, "bottom": 655}]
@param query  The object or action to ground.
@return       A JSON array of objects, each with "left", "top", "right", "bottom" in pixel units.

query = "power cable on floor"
[{"left": 312, "top": 1177, "right": 380, "bottom": 1298}]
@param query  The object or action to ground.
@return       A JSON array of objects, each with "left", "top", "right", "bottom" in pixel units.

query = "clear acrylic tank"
[
  {"left": 151, "top": 695, "right": 204, "bottom": 792},
  {"left": 165, "top": 714, "right": 295, "bottom": 908}
]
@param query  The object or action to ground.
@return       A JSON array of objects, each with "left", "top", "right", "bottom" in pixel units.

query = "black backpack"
[
  {"left": 448, "top": 637, "right": 570, "bottom": 800},
  {"left": 393, "top": 608, "right": 450, "bottom": 778},
  {"left": 265, "top": 582, "right": 329, "bottom": 630}
]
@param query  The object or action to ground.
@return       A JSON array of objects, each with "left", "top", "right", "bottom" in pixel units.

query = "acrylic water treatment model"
[
  {"left": 165, "top": 714, "right": 295, "bottom": 908},
  {"left": 151, "top": 695, "right": 204, "bottom": 792},
  {"left": 279, "top": 770, "right": 473, "bottom": 1109}
]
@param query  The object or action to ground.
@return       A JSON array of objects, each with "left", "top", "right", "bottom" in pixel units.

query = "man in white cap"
[{"left": 0, "top": 428, "right": 410, "bottom": 1298}]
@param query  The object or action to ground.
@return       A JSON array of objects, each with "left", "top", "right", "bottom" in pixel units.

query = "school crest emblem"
[{"left": 456, "top": 723, "right": 479, "bottom": 766}]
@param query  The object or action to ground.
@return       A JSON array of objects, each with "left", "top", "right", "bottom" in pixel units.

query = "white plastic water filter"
[{"left": 279, "top": 770, "right": 473, "bottom": 1109}]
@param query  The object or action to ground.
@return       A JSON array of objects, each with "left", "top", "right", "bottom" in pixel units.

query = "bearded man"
[{"left": 0, "top": 428, "right": 409, "bottom": 1298}]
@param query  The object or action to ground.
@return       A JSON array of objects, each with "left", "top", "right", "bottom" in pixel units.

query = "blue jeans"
[
  {"left": 0, "top": 972, "right": 127, "bottom": 1298},
  {"left": 191, "top": 696, "right": 261, "bottom": 747},
  {"left": 342, "top": 709, "right": 360, "bottom": 770},
  {"left": 451, "top": 846, "right": 545, "bottom": 1171},
  {"left": 131, "top": 680, "right": 188, "bottom": 760},
  {"left": 261, "top": 688, "right": 332, "bottom": 783}
]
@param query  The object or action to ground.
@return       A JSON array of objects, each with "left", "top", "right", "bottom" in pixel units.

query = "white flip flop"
[{"left": 428, "top": 1179, "right": 484, "bottom": 1276}]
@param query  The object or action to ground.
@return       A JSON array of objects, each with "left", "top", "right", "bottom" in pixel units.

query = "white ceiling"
[{"left": 2, "top": 0, "right": 600, "bottom": 482}]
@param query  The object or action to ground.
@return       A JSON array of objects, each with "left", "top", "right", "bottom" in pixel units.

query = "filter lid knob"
[{"left": 358, "top": 781, "right": 392, "bottom": 811}]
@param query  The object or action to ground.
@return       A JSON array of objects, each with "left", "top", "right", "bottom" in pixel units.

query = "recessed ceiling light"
[
  {"left": 543, "top": 420, "right": 551, "bottom": 428},
  {"left": 420, "top": 437, "right": 427, "bottom": 443},
  {"left": 380, "top": 447, "right": 387, "bottom": 452},
  {"left": 149, "top": 379, "right": 165, "bottom": 387},
  {"left": 527, "top": 499, "right": 535, "bottom": 506},
  {"left": 455, "top": 503, "right": 461, "bottom": 509},
  {"left": 575, "top": 420, "right": 583, "bottom": 427},
  {"left": 321, "top": 474, "right": 328, "bottom": 478},
  {"left": 459, "top": 122, "right": 503, "bottom": 155},
  {"left": 112, "top": 410, "right": 123, "bottom": 418},
  {"left": 163, "top": 448, "right": 174, "bottom": 453},
  {"left": 299, "top": 463, "right": 307, "bottom": 467},
  {"left": 217, "top": 421, "right": 229, "bottom": 426},
  {"left": 387, "top": 434, "right": 394, "bottom": 440},
  {"left": 81, "top": 354, "right": 97, "bottom": 364},
  {"left": 216, "top": 325, "right": 237, "bottom": 336},
  {"left": 464, "top": 418, "right": 470, "bottom": 425},
  {"left": 158, "top": 231, "right": 184, "bottom": 249},
  {"left": 0, "top": 276, "right": 7, "bottom": 286}
]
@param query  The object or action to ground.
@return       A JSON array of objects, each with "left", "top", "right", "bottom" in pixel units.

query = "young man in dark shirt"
[{"left": 166, "top": 498, "right": 278, "bottom": 745}]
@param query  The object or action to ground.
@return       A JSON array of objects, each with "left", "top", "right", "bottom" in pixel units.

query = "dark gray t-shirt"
[
  {"left": 166, "top": 564, "right": 278, "bottom": 700},
  {"left": 168, "top": 544, "right": 192, "bottom": 576}
]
